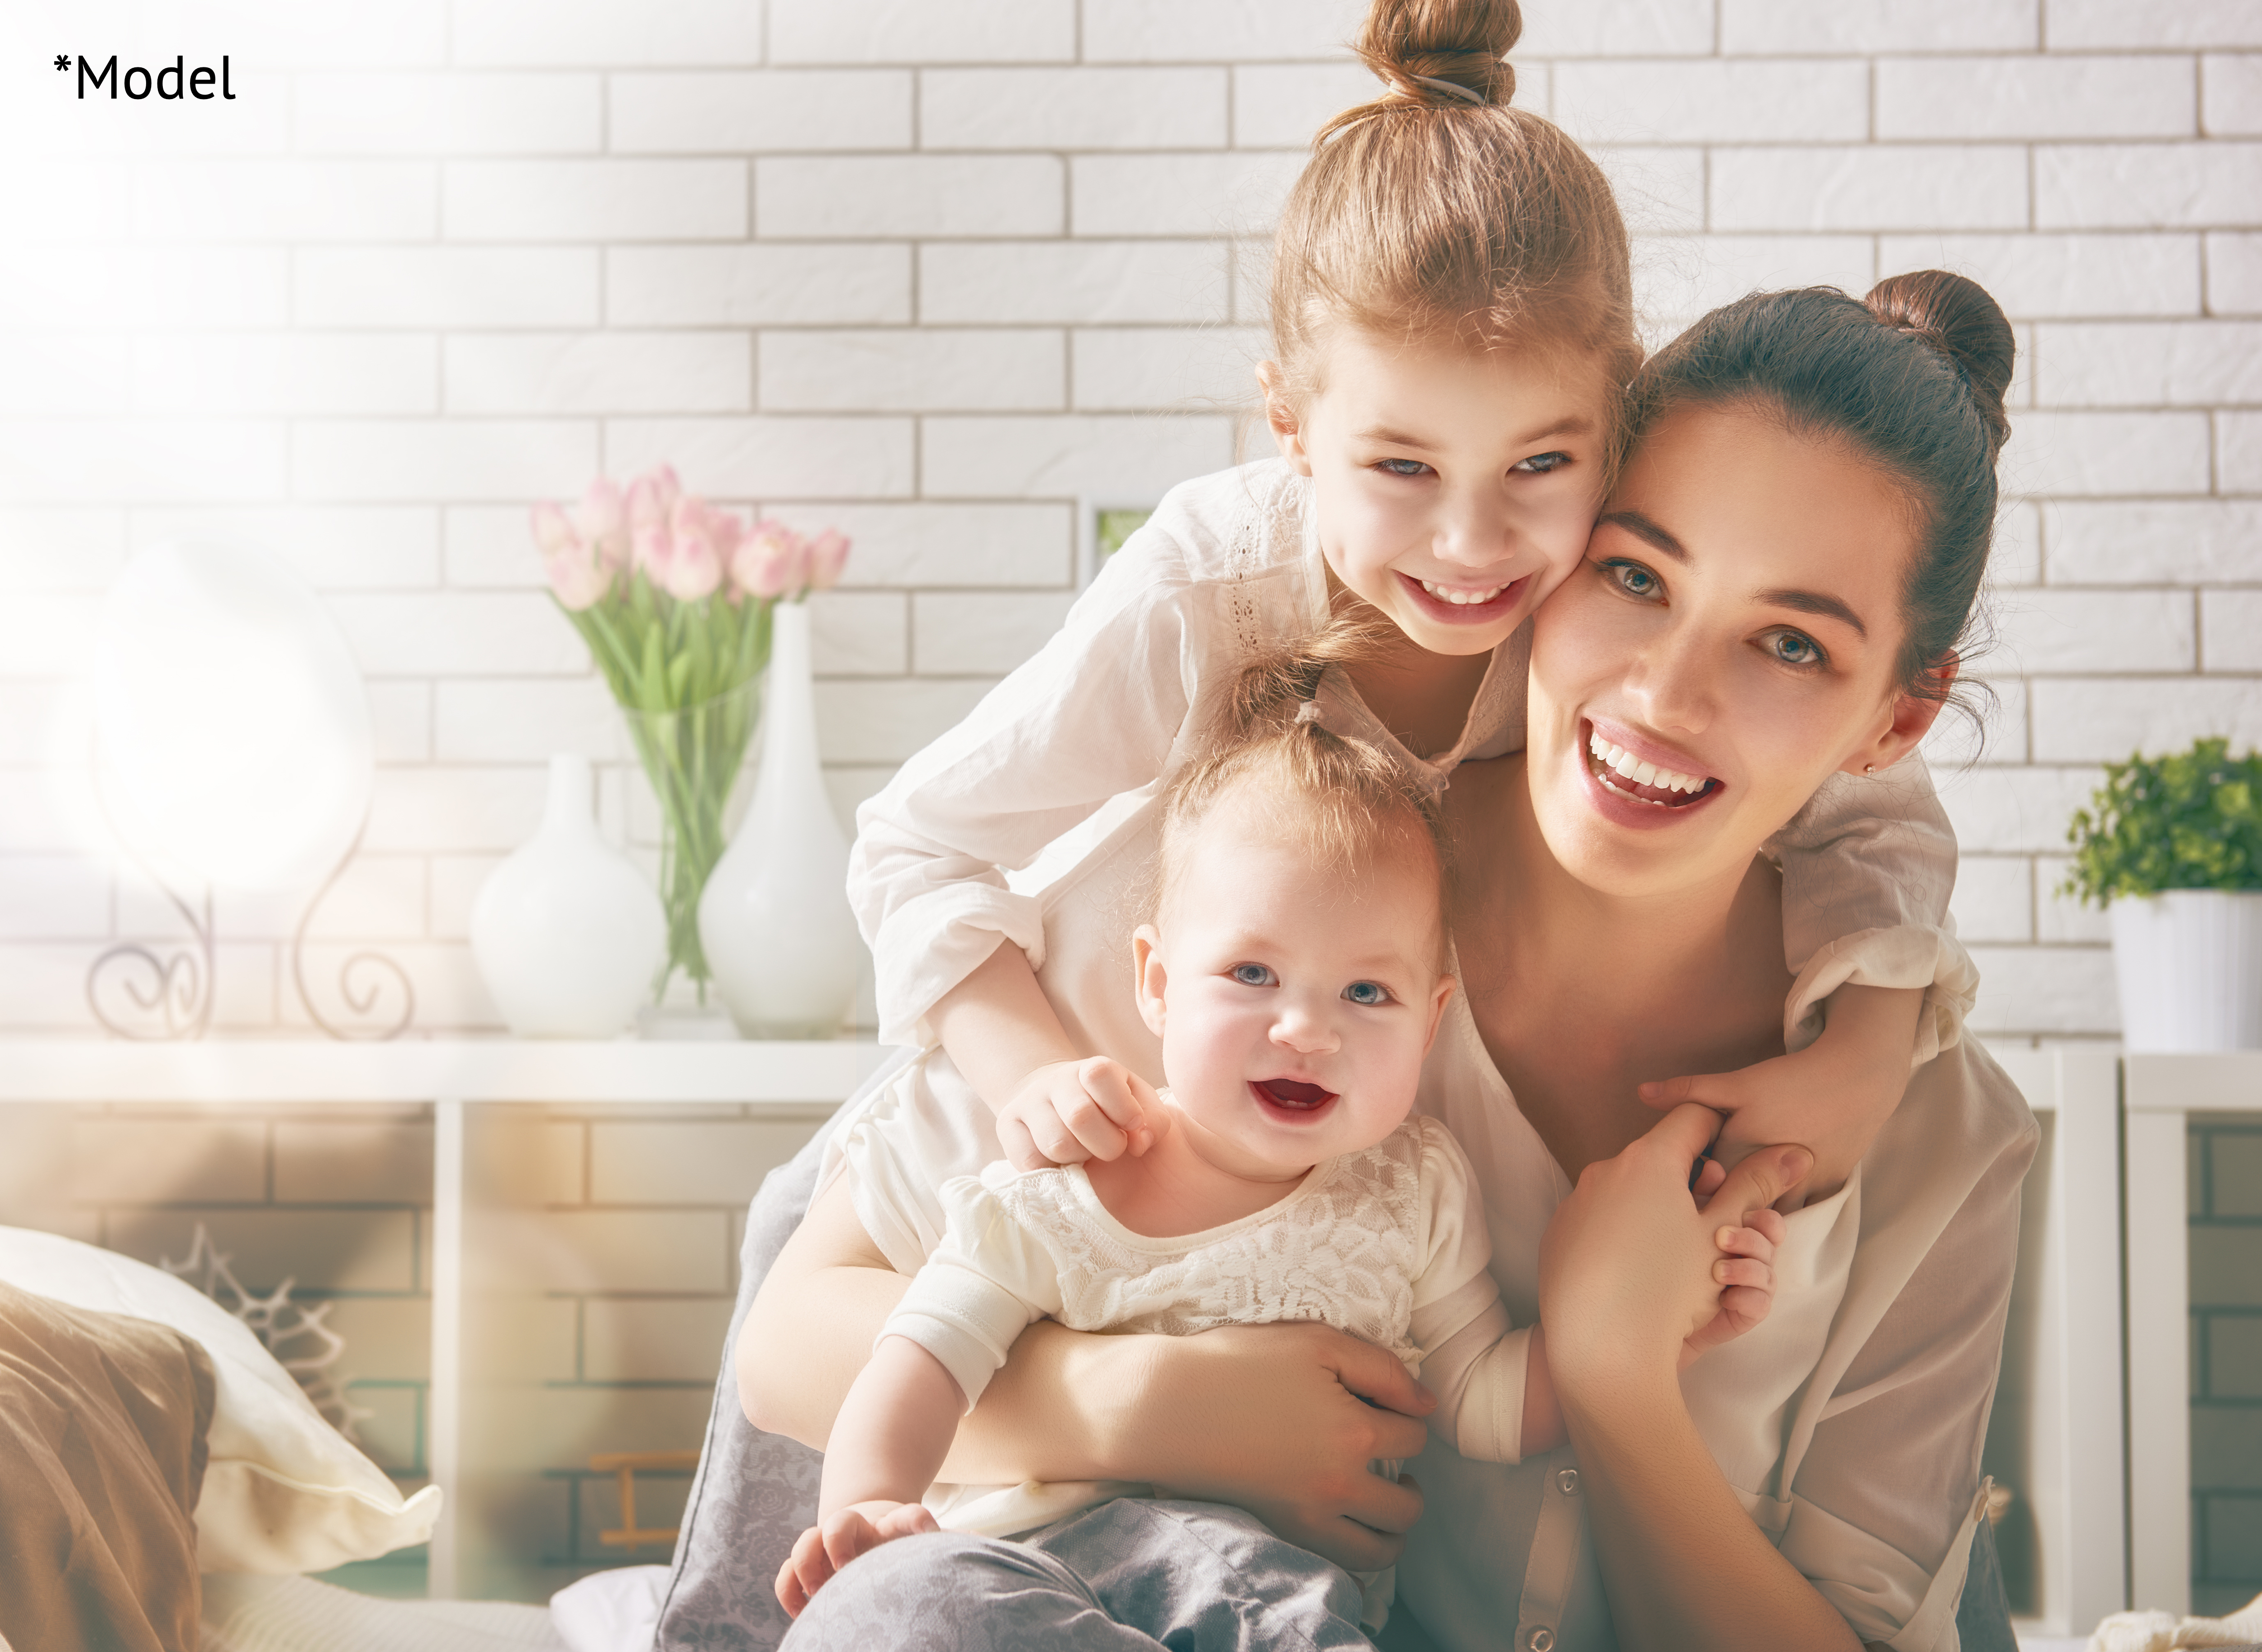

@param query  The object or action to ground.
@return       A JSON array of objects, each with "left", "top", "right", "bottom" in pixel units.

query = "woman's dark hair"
[{"left": 1628, "top": 271, "right": 2014, "bottom": 710}]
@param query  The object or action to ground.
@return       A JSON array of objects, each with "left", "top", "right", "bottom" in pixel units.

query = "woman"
[{"left": 715, "top": 272, "right": 2032, "bottom": 1652}]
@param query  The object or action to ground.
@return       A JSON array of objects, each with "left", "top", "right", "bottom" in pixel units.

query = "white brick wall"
[{"left": 2, "top": 0, "right": 2258, "bottom": 1044}]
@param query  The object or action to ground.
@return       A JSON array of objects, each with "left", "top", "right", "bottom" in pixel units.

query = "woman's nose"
[{"left": 1626, "top": 623, "right": 1717, "bottom": 735}]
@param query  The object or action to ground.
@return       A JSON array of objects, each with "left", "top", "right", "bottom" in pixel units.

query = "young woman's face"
[
  {"left": 1262, "top": 329, "right": 1611, "bottom": 658},
  {"left": 1525, "top": 399, "right": 1950, "bottom": 901}
]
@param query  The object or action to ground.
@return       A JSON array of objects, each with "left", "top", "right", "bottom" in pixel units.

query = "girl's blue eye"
[
  {"left": 1604, "top": 559, "right": 1660, "bottom": 598},
  {"left": 1343, "top": 981, "right": 1390, "bottom": 1006},
  {"left": 1231, "top": 963, "right": 1275, "bottom": 987},
  {"left": 1375, "top": 458, "right": 1431, "bottom": 478},
  {"left": 1513, "top": 451, "right": 1571, "bottom": 475},
  {"left": 1766, "top": 630, "right": 1825, "bottom": 668}
]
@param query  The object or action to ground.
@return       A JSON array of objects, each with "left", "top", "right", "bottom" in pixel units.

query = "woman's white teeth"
[
  {"left": 1420, "top": 579, "right": 1506, "bottom": 606},
  {"left": 1587, "top": 731, "right": 1707, "bottom": 795}
]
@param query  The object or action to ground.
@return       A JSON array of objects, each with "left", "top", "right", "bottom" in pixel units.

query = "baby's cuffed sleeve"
[{"left": 879, "top": 1173, "right": 1064, "bottom": 1412}]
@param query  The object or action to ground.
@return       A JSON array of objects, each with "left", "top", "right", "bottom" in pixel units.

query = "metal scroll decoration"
[{"left": 288, "top": 815, "right": 415, "bottom": 1041}]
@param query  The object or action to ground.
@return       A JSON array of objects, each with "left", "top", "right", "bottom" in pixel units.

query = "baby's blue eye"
[
  {"left": 1231, "top": 963, "right": 1275, "bottom": 987},
  {"left": 1343, "top": 981, "right": 1389, "bottom": 1006}
]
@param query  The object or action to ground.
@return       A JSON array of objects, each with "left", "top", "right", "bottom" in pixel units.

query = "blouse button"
[
  {"left": 1556, "top": 1467, "right": 1580, "bottom": 1495},
  {"left": 1528, "top": 1629, "right": 1556, "bottom": 1652}
]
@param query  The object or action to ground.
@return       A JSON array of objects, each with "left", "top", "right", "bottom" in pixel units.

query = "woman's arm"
[{"left": 739, "top": 1176, "right": 1435, "bottom": 1571}]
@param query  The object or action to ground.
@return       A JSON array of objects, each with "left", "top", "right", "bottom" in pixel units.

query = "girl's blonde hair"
[{"left": 1270, "top": 0, "right": 1640, "bottom": 452}]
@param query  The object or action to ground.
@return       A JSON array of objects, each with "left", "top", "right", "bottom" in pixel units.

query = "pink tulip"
[
  {"left": 659, "top": 495, "right": 726, "bottom": 602},
  {"left": 624, "top": 465, "right": 678, "bottom": 572},
  {"left": 805, "top": 528, "right": 850, "bottom": 592},
  {"left": 531, "top": 499, "right": 578, "bottom": 560},
  {"left": 532, "top": 501, "right": 613, "bottom": 609},
  {"left": 730, "top": 518, "right": 803, "bottom": 601},
  {"left": 576, "top": 477, "right": 630, "bottom": 571}
]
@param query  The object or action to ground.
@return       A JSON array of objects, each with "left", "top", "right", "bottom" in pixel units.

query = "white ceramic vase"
[
  {"left": 699, "top": 603, "right": 864, "bottom": 1038},
  {"left": 470, "top": 753, "right": 666, "bottom": 1038},
  {"left": 2110, "top": 890, "right": 2262, "bottom": 1052}
]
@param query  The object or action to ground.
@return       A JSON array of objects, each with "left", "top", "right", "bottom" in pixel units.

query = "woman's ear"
[
  {"left": 1132, "top": 924, "right": 1169, "bottom": 1037},
  {"left": 1255, "top": 362, "right": 1311, "bottom": 476},
  {"left": 1845, "top": 653, "right": 1957, "bottom": 776}
]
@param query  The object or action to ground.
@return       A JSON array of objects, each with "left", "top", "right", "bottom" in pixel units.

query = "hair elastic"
[
  {"left": 1410, "top": 74, "right": 1487, "bottom": 105},
  {"left": 1294, "top": 699, "right": 1325, "bottom": 726}
]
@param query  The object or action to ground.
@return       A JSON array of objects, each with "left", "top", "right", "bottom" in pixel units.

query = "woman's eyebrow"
[
  {"left": 1758, "top": 587, "right": 1868, "bottom": 638},
  {"left": 1596, "top": 510, "right": 1687, "bottom": 561}
]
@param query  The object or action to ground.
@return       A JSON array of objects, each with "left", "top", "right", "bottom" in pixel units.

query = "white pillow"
[{"left": 0, "top": 1224, "right": 441, "bottom": 1574}]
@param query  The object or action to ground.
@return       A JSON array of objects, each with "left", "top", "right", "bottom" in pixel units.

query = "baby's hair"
[
  {"left": 1269, "top": 0, "right": 1640, "bottom": 460},
  {"left": 1155, "top": 624, "right": 1455, "bottom": 969}
]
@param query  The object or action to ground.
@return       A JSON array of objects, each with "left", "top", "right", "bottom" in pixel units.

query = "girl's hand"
[
  {"left": 775, "top": 1500, "right": 939, "bottom": 1618},
  {"left": 1540, "top": 1104, "right": 1811, "bottom": 1397},
  {"left": 997, "top": 1056, "right": 1162, "bottom": 1170}
]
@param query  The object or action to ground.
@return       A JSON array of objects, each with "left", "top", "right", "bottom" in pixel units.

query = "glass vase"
[{"left": 620, "top": 676, "right": 763, "bottom": 1001}]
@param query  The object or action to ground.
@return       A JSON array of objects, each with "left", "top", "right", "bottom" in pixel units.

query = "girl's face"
[
  {"left": 1260, "top": 330, "right": 1613, "bottom": 658},
  {"left": 1133, "top": 794, "right": 1454, "bottom": 1181},
  {"left": 1525, "top": 399, "right": 1951, "bottom": 902}
]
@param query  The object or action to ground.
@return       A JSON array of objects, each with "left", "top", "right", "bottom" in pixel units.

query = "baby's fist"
[{"left": 997, "top": 1056, "right": 1161, "bottom": 1171}]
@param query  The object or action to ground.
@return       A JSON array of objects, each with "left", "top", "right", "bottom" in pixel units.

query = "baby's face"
[{"left": 1134, "top": 797, "right": 1454, "bottom": 1180}]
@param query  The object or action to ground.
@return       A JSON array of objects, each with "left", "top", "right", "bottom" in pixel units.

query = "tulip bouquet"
[{"left": 532, "top": 464, "right": 848, "bottom": 1000}]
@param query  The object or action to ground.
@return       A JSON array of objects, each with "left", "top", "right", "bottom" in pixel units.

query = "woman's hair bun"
[
  {"left": 1865, "top": 270, "right": 2015, "bottom": 455},
  {"left": 1353, "top": 0, "right": 1521, "bottom": 109}
]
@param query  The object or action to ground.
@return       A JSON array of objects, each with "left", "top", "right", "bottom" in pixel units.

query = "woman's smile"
[{"left": 1580, "top": 720, "right": 1722, "bottom": 809}]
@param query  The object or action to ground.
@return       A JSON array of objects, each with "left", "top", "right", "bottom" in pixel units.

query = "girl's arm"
[{"left": 739, "top": 1176, "right": 1435, "bottom": 1572}]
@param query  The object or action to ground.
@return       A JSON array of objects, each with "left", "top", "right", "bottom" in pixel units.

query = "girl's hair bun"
[
  {"left": 1865, "top": 270, "right": 2015, "bottom": 456},
  {"left": 1353, "top": 0, "right": 1521, "bottom": 110}
]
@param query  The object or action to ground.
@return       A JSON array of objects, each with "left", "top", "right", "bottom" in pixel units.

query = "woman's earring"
[{"left": 1863, "top": 763, "right": 1876, "bottom": 775}]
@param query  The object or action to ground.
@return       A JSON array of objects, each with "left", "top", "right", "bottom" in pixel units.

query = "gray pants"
[{"left": 778, "top": 1497, "right": 1374, "bottom": 1652}]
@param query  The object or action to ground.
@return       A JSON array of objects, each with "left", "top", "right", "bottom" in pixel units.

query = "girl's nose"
[{"left": 1434, "top": 492, "right": 1510, "bottom": 569}]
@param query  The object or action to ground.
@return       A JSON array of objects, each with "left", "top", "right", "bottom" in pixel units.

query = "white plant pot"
[
  {"left": 470, "top": 753, "right": 667, "bottom": 1038},
  {"left": 2109, "top": 890, "right": 2262, "bottom": 1052},
  {"left": 699, "top": 603, "right": 865, "bottom": 1039}
]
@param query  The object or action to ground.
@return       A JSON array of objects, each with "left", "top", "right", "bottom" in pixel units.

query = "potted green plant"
[{"left": 2064, "top": 736, "right": 2262, "bottom": 1051}]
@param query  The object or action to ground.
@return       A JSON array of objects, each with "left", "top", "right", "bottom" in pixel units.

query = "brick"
[
  {"left": 0, "top": 246, "right": 285, "bottom": 329},
  {"left": 770, "top": 0, "right": 1076, "bottom": 64},
  {"left": 466, "top": 1294, "right": 578, "bottom": 1385},
  {"left": 133, "top": 161, "right": 435, "bottom": 242},
  {"left": 817, "top": 678, "right": 998, "bottom": 764},
  {"left": 921, "top": 240, "right": 1230, "bottom": 325},
  {"left": 1082, "top": 0, "right": 1364, "bottom": 62},
  {"left": 2038, "top": 144, "right": 2262, "bottom": 230},
  {"left": 132, "top": 333, "right": 437, "bottom": 417},
  {"left": 1232, "top": 63, "right": 1380, "bottom": 149},
  {"left": 0, "top": 334, "right": 127, "bottom": 418},
  {"left": 769, "top": 503, "right": 1073, "bottom": 588},
  {"left": 293, "top": 73, "right": 603, "bottom": 154},
  {"left": 1935, "top": 763, "right": 2107, "bottom": 853},
  {"left": 69, "top": 1120, "right": 266, "bottom": 1204},
  {"left": 274, "top": 1121, "right": 434, "bottom": 1204},
  {"left": 2210, "top": 1314, "right": 2262, "bottom": 1397},
  {"left": 2220, "top": 411, "right": 2262, "bottom": 490},
  {"left": 1948, "top": 855, "right": 2036, "bottom": 944},
  {"left": 469, "top": 1120, "right": 585, "bottom": 1206},
  {"left": 0, "top": 421, "right": 288, "bottom": 507},
  {"left": 1071, "top": 152, "right": 1307, "bottom": 237},
  {"left": 604, "top": 418, "right": 914, "bottom": 499},
  {"left": 1994, "top": 499, "right": 2043, "bottom": 587},
  {"left": 920, "top": 414, "right": 1236, "bottom": 500},
  {"left": 1963, "top": 943, "right": 2119, "bottom": 1036},
  {"left": 1722, "top": 0, "right": 2039, "bottom": 51},
  {"left": 1597, "top": 147, "right": 1709, "bottom": 237},
  {"left": 295, "top": 857, "right": 430, "bottom": 942},
  {"left": 607, "top": 245, "right": 910, "bottom": 328},
  {"left": 522, "top": 1210, "right": 731, "bottom": 1291},
  {"left": 446, "top": 333, "right": 750, "bottom": 416},
  {"left": 760, "top": 329, "right": 1064, "bottom": 413},
  {"left": 445, "top": 506, "right": 550, "bottom": 589},
  {"left": 2206, "top": 54, "right": 2262, "bottom": 136},
  {"left": 581, "top": 1298, "right": 734, "bottom": 1383},
  {"left": 339, "top": 1386, "right": 419, "bottom": 1473},
  {"left": 452, "top": 0, "right": 764, "bottom": 66},
  {"left": 2196, "top": 1225, "right": 2262, "bottom": 1309},
  {"left": 2046, "top": 1, "right": 2262, "bottom": 48},
  {"left": 292, "top": 421, "right": 598, "bottom": 505},
  {"left": 2203, "top": 592, "right": 2262, "bottom": 672},
  {"left": 2048, "top": 501, "right": 2262, "bottom": 584},
  {"left": 2215, "top": 1133, "right": 2262, "bottom": 1217},
  {"left": 226, "top": 1, "right": 448, "bottom": 66},
  {"left": 107, "top": 1209, "right": 418, "bottom": 1294},
  {"left": 810, "top": 591, "right": 911, "bottom": 675},
  {"left": 922, "top": 67, "right": 1228, "bottom": 150},
  {"left": 1558, "top": 60, "right": 1869, "bottom": 146},
  {"left": 430, "top": 855, "right": 504, "bottom": 941},
  {"left": 1072, "top": 326, "right": 1270, "bottom": 411},
  {"left": 1633, "top": 235, "right": 1877, "bottom": 330},
  {"left": 2035, "top": 320, "right": 2262, "bottom": 405},
  {"left": 2034, "top": 854, "right": 2112, "bottom": 943},
  {"left": 0, "top": 596, "right": 98, "bottom": 678},
  {"left": 1922, "top": 679, "right": 2028, "bottom": 768},
  {"left": 2202, "top": 1492, "right": 2262, "bottom": 1576},
  {"left": 478, "top": 1384, "right": 710, "bottom": 1476},
  {"left": 1881, "top": 233, "right": 2202, "bottom": 319},
  {"left": 2030, "top": 677, "right": 2262, "bottom": 761},
  {"left": 444, "top": 161, "right": 746, "bottom": 242},
  {"left": 297, "top": 248, "right": 600, "bottom": 329},
  {"left": 1996, "top": 589, "right": 2195, "bottom": 674},
  {"left": 367, "top": 684, "right": 432, "bottom": 763},
  {"left": 757, "top": 156, "right": 1062, "bottom": 238},
  {"left": 2211, "top": 232, "right": 2262, "bottom": 313},
  {"left": 610, "top": 71, "right": 912, "bottom": 152},
  {"left": 912, "top": 592, "right": 1075, "bottom": 674},
  {"left": 827, "top": 766, "right": 898, "bottom": 826},
  {"left": 1712, "top": 146, "right": 2029, "bottom": 233},
  {"left": 436, "top": 678, "right": 626, "bottom": 763},
  {"left": 127, "top": 507, "right": 441, "bottom": 591},
  {"left": 362, "top": 766, "right": 548, "bottom": 854},
  {"left": 330, "top": 593, "right": 588, "bottom": 677},
  {"left": 322, "top": 1298, "right": 432, "bottom": 1382},
  {"left": 589, "top": 1118, "right": 829, "bottom": 1204},
  {"left": 1878, "top": 55, "right": 2194, "bottom": 142},
  {"left": 2008, "top": 411, "right": 2212, "bottom": 498}
]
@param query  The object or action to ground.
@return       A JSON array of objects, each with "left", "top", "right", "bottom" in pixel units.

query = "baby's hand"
[
  {"left": 1639, "top": 984, "right": 1925, "bottom": 1207},
  {"left": 775, "top": 1500, "right": 940, "bottom": 1618},
  {"left": 996, "top": 1056, "right": 1161, "bottom": 1171},
  {"left": 1677, "top": 1205, "right": 1786, "bottom": 1369}
]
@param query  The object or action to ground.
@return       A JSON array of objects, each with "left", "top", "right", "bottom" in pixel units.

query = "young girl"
[
  {"left": 778, "top": 697, "right": 1784, "bottom": 1643},
  {"left": 847, "top": 0, "right": 1970, "bottom": 1213}
]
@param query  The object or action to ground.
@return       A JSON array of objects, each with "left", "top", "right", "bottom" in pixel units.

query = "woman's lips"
[
  {"left": 1250, "top": 1078, "right": 1337, "bottom": 1120},
  {"left": 1578, "top": 720, "right": 1724, "bottom": 826},
  {"left": 1396, "top": 570, "right": 1530, "bottom": 627}
]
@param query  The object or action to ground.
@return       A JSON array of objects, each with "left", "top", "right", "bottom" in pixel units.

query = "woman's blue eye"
[
  {"left": 1231, "top": 963, "right": 1275, "bottom": 987},
  {"left": 1375, "top": 458, "right": 1431, "bottom": 478},
  {"left": 1343, "top": 981, "right": 1389, "bottom": 1006},
  {"left": 1605, "top": 559, "right": 1659, "bottom": 598},
  {"left": 1513, "top": 451, "right": 1570, "bottom": 474},
  {"left": 1767, "top": 630, "right": 1825, "bottom": 668}
]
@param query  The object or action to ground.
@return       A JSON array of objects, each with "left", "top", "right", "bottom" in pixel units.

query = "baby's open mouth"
[
  {"left": 1251, "top": 1078, "right": 1336, "bottom": 1111},
  {"left": 1586, "top": 729, "right": 1719, "bottom": 808}
]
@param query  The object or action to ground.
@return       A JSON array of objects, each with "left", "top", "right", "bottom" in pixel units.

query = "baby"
[{"left": 777, "top": 692, "right": 1783, "bottom": 1641}]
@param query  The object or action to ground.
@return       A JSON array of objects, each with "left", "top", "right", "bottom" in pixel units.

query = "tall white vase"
[
  {"left": 2110, "top": 890, "right": 2262, "bottom": 1052},
  {"left": 470, "top": 753, "right": 667, "bottom": 1038},
  {"left": 699, "top": 603, "right": 864, "bottom": 1038}
]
